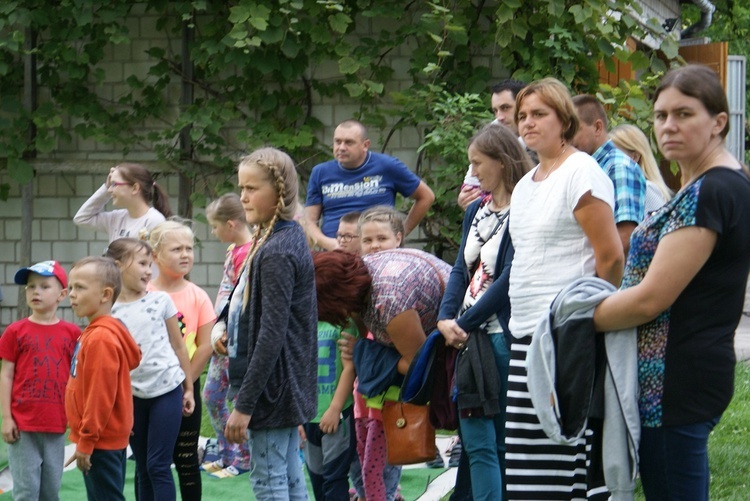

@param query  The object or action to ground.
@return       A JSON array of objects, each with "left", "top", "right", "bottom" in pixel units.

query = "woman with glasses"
[{"left": 74, "top": 163, "right": 173, "bottom": 243}]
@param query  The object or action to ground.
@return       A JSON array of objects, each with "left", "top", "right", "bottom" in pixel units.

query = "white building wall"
[{"left": 0, "top": 8, "right": 511, "bottom": 329}]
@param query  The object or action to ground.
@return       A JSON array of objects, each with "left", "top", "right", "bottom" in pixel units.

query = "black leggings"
[{"left": 173, "top": 378, "right": 202, "bottom": 501}]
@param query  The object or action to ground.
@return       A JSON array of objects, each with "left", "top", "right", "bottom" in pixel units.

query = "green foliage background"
[{"left": 0, "top": 0, "right": 678, "bottom": 252}]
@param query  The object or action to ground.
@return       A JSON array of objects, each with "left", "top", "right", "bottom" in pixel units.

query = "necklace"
[{"left": 537, "top": 145, "right": 569, "bottom": 181}]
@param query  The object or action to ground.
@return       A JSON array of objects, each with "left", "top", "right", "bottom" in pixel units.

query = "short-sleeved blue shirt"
[{"left": 305, "top": 151, "right": 421, "bottom": 237}]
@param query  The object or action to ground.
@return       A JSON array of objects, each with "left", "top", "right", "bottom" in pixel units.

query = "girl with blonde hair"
[
  {"left": 223, "top": 148, "right": 318, "bottom": 499},
  {"left": 148, "top": 220, "right": 216, "bottom": 501}
]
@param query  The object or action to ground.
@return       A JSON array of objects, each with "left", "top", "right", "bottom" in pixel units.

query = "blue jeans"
[
  {"left": 449, "top": 432, "right": 473, "bottom": 501},
  {"left": 131, "top": 385, "right": 183, "bottom": 501},
  {"left": 639, "top": 416, "right": 721, "bottom": 501},
  {"left": 248, "top": 426, "right": 308, "bottom": 500},
  {"left": 458, "top": 331, "right": 510, "bottom": 501},
  {"left": 303, "top": 407, "right": 356, "bottom": 501},
  {"left": 82, "top": 448, "right": 127, "bottom": 501}
]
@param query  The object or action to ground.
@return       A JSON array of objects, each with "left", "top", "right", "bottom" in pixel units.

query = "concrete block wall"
[
  {"left": 0, "top": 6, "right": 514, "bottom": 329},
  {"left": 0, "top": 169, "right": 223, "bottom": 331}
]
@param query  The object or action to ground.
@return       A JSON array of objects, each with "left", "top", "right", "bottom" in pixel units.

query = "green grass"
[
  {"left": 198, "top": 365, "right": 750, "bottom": 500},
  {"left": 700, "top": 362, "right": 750, "bottom": 499},
  {"left": 634, "top": 363, "right": 750, "bottom": 500}
]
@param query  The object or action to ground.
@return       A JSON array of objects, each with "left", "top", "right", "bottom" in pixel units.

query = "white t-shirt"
[
  {"left": 112, "top": 291, "right": 185, "bottom": 398},
  {"left": 73, "top": 184, "right": 166, "bottom": 243},
  {"left": 508, "top": 151, "right": 614, "bottom": 338}
]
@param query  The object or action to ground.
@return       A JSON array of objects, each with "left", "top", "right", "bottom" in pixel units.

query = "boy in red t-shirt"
[
  {"left": 64, "top": 257, "right": 141, "bottom": 500},
  {"left": 0, "top": 260, "right": 81, "bottom": 500}
]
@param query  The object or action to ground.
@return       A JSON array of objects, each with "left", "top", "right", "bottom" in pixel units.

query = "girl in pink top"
[{"left": 201, "top": 194, "right": 253, "bottom": 478}]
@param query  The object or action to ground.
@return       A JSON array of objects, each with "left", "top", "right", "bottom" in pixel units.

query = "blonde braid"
[{"left": 241, "top": 163, "right": 286, "bottom": 311}]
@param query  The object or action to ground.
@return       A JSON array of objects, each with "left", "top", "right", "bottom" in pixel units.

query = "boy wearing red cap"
[{"left": 0, "top": 260, "right": 81, "bottom": 500}]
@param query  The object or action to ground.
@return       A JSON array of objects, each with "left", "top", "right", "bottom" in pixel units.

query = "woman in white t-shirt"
[
  {"left": 504, "top": 78, "right": 624, "bottom": 500},
  {"left": 74, "top": 163, "right": 173, "bottom": 243}
]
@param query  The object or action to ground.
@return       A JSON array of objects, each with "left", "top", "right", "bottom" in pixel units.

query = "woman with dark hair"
[
  {"left": 436, "top": 123, "right": 531, "bottom": 500},
  {"left": 505, "top": 77, "right": 623, "bottom": 499},
  {"left": 74, "top": 163, "right": 173, "bottom": 243},
  {"left": 594, "top": 64, "right": 750, "bottom": 500}
]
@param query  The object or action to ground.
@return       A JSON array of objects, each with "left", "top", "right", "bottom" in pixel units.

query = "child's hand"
[
  {"left": 105, "top": 167, "right": 117, "bottom": 188},
  {"left": 337, "top": 333, "right": 357, "bottom": 361},
  {"left": 1, "top": 417, "right": 19, "bottom": 443},
  {"left": 225, "top": 409, "right": 251, "bottom": 444},
  {"left": 64, "top": 449, "right": 92, "bottom": 473},
  {"left": 298, "top": 425, "right": 307, "bottom": 446},
  {"left": 319, "top": 408, "right": 342, "bottom": 435},
  {"left": 182, "top": 389, "right": 195, "bottom": 416},
  {"left": 210, "top": 321, "right": 228, "bottom": 356},
  {"left": 457, "top": 185, "right": 481, "bottom": 210}
]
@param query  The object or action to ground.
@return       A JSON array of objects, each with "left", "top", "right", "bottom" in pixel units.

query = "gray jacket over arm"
[{"left": 527, "top": 277, "right": 640, "bottom": 501}]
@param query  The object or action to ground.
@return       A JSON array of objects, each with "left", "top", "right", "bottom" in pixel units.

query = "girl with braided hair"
[{"left": 224, "top": 147, "right": 318, "bottom": 500}]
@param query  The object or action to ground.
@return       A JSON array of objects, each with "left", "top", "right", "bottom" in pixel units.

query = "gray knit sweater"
[{"left": 230, "top": 220, "right": 318, "bottom": 429}]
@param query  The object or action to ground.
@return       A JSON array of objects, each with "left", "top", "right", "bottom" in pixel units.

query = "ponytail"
[{"left": 115, "top": 163, "right": 174, "bottom": 218}]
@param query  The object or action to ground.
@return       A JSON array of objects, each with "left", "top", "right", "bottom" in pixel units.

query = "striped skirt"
[{"left": 504, "top": 335, "right": 608, "bottom": 500}]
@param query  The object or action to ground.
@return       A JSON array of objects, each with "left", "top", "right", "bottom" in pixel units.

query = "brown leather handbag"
[{"left": 381, "top": 401, "right": 437, "bottom": 465}]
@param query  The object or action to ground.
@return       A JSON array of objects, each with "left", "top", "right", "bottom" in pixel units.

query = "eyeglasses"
[
  {"left": 335, "top": 233, "right": 359, "bottom": 243},
  {"left": 109, "top": 181, "right": 132, "bottom": 187}
]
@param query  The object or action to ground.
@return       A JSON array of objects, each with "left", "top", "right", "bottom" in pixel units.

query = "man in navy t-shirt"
[{"left": 304, "top": 120, "right": 434, "bottom": 250}]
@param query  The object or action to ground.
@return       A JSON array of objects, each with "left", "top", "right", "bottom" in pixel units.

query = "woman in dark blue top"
[{"left": 437, "top": 123, "right": 531, "bottom": 500}]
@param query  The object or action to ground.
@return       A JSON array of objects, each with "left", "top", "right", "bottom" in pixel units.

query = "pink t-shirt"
[{"left": 148, "top": 281, "right": 215, "bottom": 361}]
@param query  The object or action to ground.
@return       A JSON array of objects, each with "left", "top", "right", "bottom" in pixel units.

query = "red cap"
[{"left": 14, "top": 260, "right": 68, "bottom": 289}]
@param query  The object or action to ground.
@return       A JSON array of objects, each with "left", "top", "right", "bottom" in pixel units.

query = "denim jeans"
[
  {"left": 131, "top": 385, "right": 183, "bottom": 501},
  {"left": 82, "top": 448, "right": 127, "bottom": 501},
  {"left": 448, "top": 431, "right": 473, "bottom": 501},
  {"left": 248, "top": 426, "right": 308, "bottom": 500},
  {"left": 639, "top": 416, "right": 721, "bottom": 501},
  {"left": 458, "top": 331, "right": 510, "bottom": 501}
]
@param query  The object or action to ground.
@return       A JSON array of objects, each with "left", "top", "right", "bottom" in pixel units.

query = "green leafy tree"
[
  {"left": 682, "top": 0, "right": 750, "bottom": 122},
  {"left": 0, "top": 0, "right": 678, "bottom": 252}
]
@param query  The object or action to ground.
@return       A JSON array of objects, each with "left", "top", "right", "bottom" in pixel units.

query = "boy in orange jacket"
[{"left": 65, "top": 256, "right": 141, "bottom": 501}]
